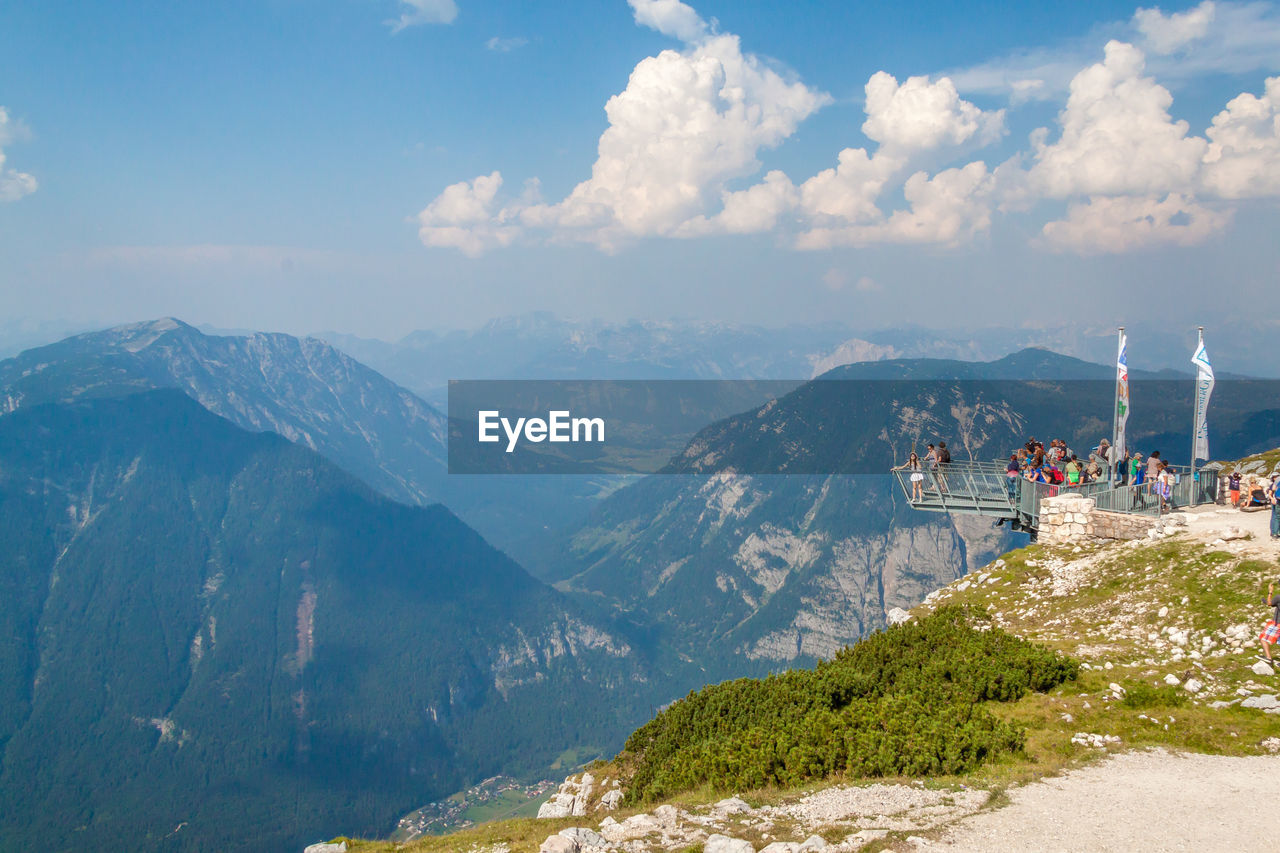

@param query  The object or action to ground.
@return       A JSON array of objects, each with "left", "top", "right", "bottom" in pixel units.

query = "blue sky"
[{"left": 1, "top": 0, "right": 1278, "bottom": 337}]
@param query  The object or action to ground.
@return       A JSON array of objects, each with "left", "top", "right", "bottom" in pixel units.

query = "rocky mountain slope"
[
  {"left": 0, "top": 317, "right": 449, "bottom": 507},
  {"left": 342, "top": 465, "right": 1280, "bottom": 853},
  {"left": 542, "top": 348, "right": 1280, "bottom": 688},
  {"left": 0, "top": 391, "right": 650, "bottom": 853}
]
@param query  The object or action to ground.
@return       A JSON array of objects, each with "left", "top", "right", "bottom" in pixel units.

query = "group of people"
[
  {"left": 1225, "top": 470, "right": 1280, "bottom": 539},
  {"left": 1003, "top": 436, "right": 1180, "bottom": 509},
  {"left": 897, "top": 435, "right": 1184, "bottom": 511},
  {"left": 898, "top": 442, "right": 952, "bottom": 501}
]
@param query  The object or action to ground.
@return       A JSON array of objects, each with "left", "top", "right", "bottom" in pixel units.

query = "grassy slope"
[{"left": 342, "top": 513, "right": 1280, "bottom": 853}]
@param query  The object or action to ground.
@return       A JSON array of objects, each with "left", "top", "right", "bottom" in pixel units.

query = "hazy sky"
[{"left": 1, "top": 0, "right": 1278, "bottom": 338}]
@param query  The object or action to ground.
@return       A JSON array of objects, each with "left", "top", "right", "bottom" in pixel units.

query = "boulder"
[
  {"left": 712, "top": 796, "right": 753, "bottom": 816},
  {"left": 540, "top": 835, "right": 579, "bottom": 853},
  {"left": 759, "top": 844, "right": 799, "bottom": 853},
  {"left": 1241, "top": 694, "right": 1280, "bottom": 709},
  {"left": 798, "top": 835, "right": 829, "bottom": 850},
  {"left": 598, "top": 789, "right": 624, "bottom": 811},
  {"left": 886, "top": 607, "right": 912, "bottom": 625},
  {"left": 304, "top": 844, "right": 347, "bottom": 853},
  {"left": 559, "top": 827, "right": 607, "bottom": 848},
  {"left": 1183, "top": 678, "right": 1203, "bottom": 693},
  {"left": 705, "top": 834, "right": 756, "bottom": 853},
  {"left": 1252, "top": 661, "right": 1276, "bottom": 677}
]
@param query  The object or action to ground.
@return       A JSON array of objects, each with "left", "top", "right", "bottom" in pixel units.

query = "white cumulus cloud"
[
  {"left": 0, "top": 107, "right": 36, "bottom": 203},
  {"left": 1028, "top": 41, "right": 1207, "bottom": 197},
  {"left": 1201, "top": 75, "right": 1280, "bottom": 198},
  {"left": 418, "top": 20, "right": 830, "bottom": 252},
  {"left": 416, "top": 172, "right": 524, "bottom": 257},
  {"left": 1040, "top": 193, "right": 1230, "bottom": 252},
  {"left": 627, "top": 0, "right": 709, "bottom": 43},
  {"left": 388, "top": 0, "right": 458, "bottom": 33},
  {"left": 862, "top": 72, "right": 1005, "bottom": 152},
  {"left": 1134, "top": 1, "right": 1216, "bottom": 54}
]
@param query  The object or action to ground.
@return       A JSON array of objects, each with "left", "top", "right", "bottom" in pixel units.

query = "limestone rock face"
[
  {"left": 537, "top": 772, "right": 602, "bottom": 819},
  {"left": 304, "top": 843, "right": 347, "bottom": 853}
]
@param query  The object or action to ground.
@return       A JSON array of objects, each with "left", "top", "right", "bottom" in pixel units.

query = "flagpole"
[
  {"left": 1190, "top": 326, "right": 1203, "bottom": 475},
  {"left": 1112, "top": 327, "right": 1123, "bottom": 484}
]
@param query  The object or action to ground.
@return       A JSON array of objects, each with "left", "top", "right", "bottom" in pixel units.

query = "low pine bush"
[{"left": 621, "top": 606, "right": 1077, "bottom": 801}]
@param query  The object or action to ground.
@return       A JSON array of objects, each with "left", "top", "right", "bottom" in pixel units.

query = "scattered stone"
[
  {"left": 1241, "top": 694, "right": 1280, "bottom": 710},
  {"left": 1209, "top": 700, "right": 1241, "bottom": 709},
  {"left": 1165, "top": 674, "right": 1181, "bottom": 686},
  {"left": 598, "top": 789, "right": 623, "bottom": 811},
  {"left": 1262, "top": 738, "right": 1280, "bottom": 754},
  {"left": 1253, "top": 661, "right": 1275, "bottom": 677},
  {"left": 1158, "top": 606, "right": 1169, "bottom": 618},
  {"left": 1184, "top": 678, "right": 1203, "bottom": 694},
  {"left": 304, "top": 843, "right": 347, "bottom": 853},
  {"left": 887, "top": 607, "right": 912, "bottom": 626},
  {"left": 705, "top": 834, "right": 755, "bottom": 853},
  {"left": 798, "top": 835, "right": 828, "bottom": 851}
]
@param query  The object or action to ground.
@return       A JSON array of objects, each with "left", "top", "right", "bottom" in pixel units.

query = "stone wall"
[{"left": 1038, "top": 493, "right": 1159, "bottom": 545}]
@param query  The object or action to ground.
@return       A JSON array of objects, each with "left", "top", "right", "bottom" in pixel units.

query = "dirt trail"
[{"left": 931, "top": 749, "right": 1280, "bottom": 852}]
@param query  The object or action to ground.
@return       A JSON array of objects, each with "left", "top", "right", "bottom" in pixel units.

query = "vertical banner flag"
[
  {"left": 1115, "top": 332, "right": 1129, "bottom": 459},
  {"left": 1191, "top": 336, "right": 1214, "bottom": 463}
]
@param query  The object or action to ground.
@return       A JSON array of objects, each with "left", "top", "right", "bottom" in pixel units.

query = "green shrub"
[
  {"left": 1120, "top": 682, "right": 1187, "bottom": 709},
  {"left": 622, "top": 607, "right": 1077, "bottom": 802}
]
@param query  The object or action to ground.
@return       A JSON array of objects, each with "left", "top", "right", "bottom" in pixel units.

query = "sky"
[{"left": 1, "top": 0, "right": 1278, "bottom": 339}]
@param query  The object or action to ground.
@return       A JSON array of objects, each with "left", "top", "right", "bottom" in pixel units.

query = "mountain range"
[
  {"left": 4, "top": 318, "right": 1276, "bottom": 850},
  {"left": 0, "top": 389, "right": 648, "bottom": 852}
]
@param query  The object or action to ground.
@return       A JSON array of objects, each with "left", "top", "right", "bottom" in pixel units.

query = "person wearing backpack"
[{"left": 936, "top": 442, "right": 951, "bottom": 492}]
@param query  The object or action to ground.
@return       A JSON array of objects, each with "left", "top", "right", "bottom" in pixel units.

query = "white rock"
[
  {"left": 1164, "top": 674, "right": 1181, "bottom": 686},
  {"left": 540, "top": 836, "right": 578, "bottom": 853},
  {"left": 798, "top": 835, "right": 828, "bottom": 851},
  {"left": 705, "top": 835, "right": 756, "bottom": 853},
  {"left": 1253, "top": 661, "right": 1276, "bottom": 677},
  {"left": 1183, "top": 678, "right": 1203, "bottom": 693},
  {"left": 1158, "top": 606, "right": 1169, "bottom": 618},
  {"left": 560, "top": 828, "right": 607, "bottom": 848},
  {"left": 1241, "top": 694, "right": 1280, "bottom": 709},
  {"left": 304, "top": 844, "right": 347, "bottom": 853},
  {"left": 598, "top": 789, "right": 623, "bottom": 811},
  {"left": 713, "top": 797, "right": 753, "bottom": 816},
  {"left": 759, "top": 844, "right": 798, "bottom": 853},
  {"left": 1109, "top": 682, "right": 1125, "bottom": 695},
  {"left": 887, "top": 607, "right": 912, "bottom": 626}
]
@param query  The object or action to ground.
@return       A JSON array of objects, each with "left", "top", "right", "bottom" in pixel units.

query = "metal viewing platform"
[{"left": 892, "top": 461, "right": 1218, "bottom": 535}]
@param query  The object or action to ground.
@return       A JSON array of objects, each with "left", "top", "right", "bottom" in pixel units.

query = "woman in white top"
[{"left": 897, "top": 452, "right": 925, "bottom": 501}]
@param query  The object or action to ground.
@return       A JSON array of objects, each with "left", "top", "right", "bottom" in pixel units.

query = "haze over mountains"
[
  {"left": 2, "top": 317, "right": 1275, "bottom": 851},
  {"left": 314, "top": 313, "right": 1280, "bottom": 410}
]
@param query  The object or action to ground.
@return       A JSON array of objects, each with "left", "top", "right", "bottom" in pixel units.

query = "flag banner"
[
  {"left": 1115, "top": 333, "right": 1129, "bottom": 458},
  {"left": 1191, "top": 339, "right": 1214, "bottom": 463}
]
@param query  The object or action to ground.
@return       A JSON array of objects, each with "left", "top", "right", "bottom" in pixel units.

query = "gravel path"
[{"left": 931, "top": 749, "right": 1280, "bottom": 852}]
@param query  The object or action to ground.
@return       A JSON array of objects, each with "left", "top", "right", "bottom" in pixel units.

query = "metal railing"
[{"left": 892, "top": 459, "right": 1219, "bottom": 528}]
